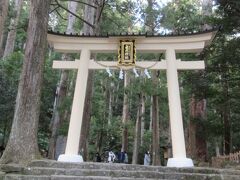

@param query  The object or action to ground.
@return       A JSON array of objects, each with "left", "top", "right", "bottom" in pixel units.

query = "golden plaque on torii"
[{"left": 118, "top": 40, "right": 136, "bottom": 66}]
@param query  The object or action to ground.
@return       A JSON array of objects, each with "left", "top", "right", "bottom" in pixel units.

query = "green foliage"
[
  {"left": 161, "top": 0, "right": 203, "bottom": 32},
  {"left": 204, "top": 36, "right": 240, "bottom": 152},
  {"left": 38, "top": 52, "right": 60, "bottom": 150},
  {"left": 216, "top": 0, "right": 240, "bottom": 33},
  {"left": 101, "top": 0, "right": 136, "bottom": 33},
  {"left": 0, "top": 52, "right": 24, "bottom": 145}
]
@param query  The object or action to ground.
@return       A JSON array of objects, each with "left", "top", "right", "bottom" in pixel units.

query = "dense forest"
[{"left": 0, "top": 0, "right": 239, "bottom": 165}]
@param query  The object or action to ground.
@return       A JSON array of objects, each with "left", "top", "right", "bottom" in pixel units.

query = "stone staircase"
[{"left": 1, "top": 160, "right": 240, "bottom": 180}]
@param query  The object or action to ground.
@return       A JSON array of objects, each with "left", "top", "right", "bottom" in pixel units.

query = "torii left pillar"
[{"left": 55, "top": 49, "right": 90, "bottom": 162}]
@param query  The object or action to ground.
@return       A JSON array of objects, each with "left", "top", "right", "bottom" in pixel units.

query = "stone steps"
[
  {"left": 51, "top": 176, "right": 164, "bottom": 180},
  {"left": 4, "top": 174, "right": 49, "bottom": 180},
  {"left": 28, "top": 160, "right": 240, "bottom": 176},
  {"left": 22, "top": 167, "right": 190, "bottom": 179},
  {"left": 2, "top": 160, "right": 240, "bottom": 180},
  {"left": 22, "top": 166, "right": 240, "bottom": 180},
  {"left": 4, "top": 174, "right": 164, "bottom": 180}
]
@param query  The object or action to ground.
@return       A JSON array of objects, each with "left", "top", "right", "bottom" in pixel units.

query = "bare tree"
[{"left": 0, "top": 0, "right": 50, "bottom": 164}]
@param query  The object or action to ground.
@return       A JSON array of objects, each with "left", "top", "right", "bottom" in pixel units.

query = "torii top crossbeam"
[
  {"left": 48, "top": 29, "right": 216, "bottom": 53},
  {"left": 47, "top": 28, "right": 217, "bottom": 167}
]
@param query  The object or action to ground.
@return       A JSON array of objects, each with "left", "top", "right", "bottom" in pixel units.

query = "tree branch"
[
  {"left": 56, "top": 9, "right": 68, "bottom": 21},
  {"left": 55, "top": 0, "right": 95, "bottom": 29},
  {"left": 59, "top": 0, "right": 97, "bottom": 9},
  {"left": 105, "top": 3, "right": 127, "bottom": 18},
  {"left": 50, "top": 6, "right": 60, "bottom": 14},
  {"left": 97, "top": 0, "right": 106, "bottom": 22},
  {"left": 104, "top": 15, "right": 121, "bottom": 28}
]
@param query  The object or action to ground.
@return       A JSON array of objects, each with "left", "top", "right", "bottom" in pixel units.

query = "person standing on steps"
[
  {"left": 108, "top": 150, "right": 116, "bottom": 163},
  {"left": 124, "top": 151, "right": 128, "bottom": 164},
  {"left": 144, "top": 151, "right": 151, "bottom": 165},
  {"left": 120, "top": 151, "right": 125, "bottom": 163},
  {"left": 95, "top": 152, "right": 101, "bottom": 162}
]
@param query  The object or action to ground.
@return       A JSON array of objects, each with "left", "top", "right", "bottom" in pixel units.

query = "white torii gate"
[{"left": 48, "top": 30, "right": 217, "bottom": 167}]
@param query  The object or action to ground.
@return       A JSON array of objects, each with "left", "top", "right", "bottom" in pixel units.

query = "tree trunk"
[
  {"left": 187, "top": 0, "right": 212, "bottom": 161},
  {"left": 3, "top": 0, "right": 23, "bottom": 58},
  {"left": 145, "top": 0, "right": 160, "bottom": 165},
  {"left": 202, "top": 0, "right": 212, "bottom": 30},
  {"left": 48, "top": 61, "right": 69, "bottom": 160},
  {"left": 151, "top": 92, "right": 160, "bottom": 166},
  {"left": 187, "top": 96, "right": 197, "bottom": 158},
  {"left": 215, "top": 141, "right": 220, "bottom": 156},
  {"left": 195, "top": 99, "right": 207, "bottom": 161},
  {"left": 66, "top": 2, "right": 78, "bottom": 34},
  {"left": 187, "top": 94, "right": 207, "bottom": 161},
  {"left": 0, "top": 0, "right": 8, "bottom": 56},
  {"left": 132, "top": 94, "right": 142, "bottom": 164},
  {"left": 121, "top": 71, "right": 130, "bottom": 152},
  {"left": 146, "top": 0, "right": 155, "bottom": 33},
  {"left": 140, "top": 94, "right": 145, "bottom": 146},
  {"left": 79, "top": 0, "right": 104, "bottom": 160},
  {"left": 193, "top": 0, "right": 212, "bottom": 161},
  {"left": 149, "top": 96, "right": 153, "bottom": 131},
  {"left": 223, "top": 77, "right": 230, "bottom": 155},
  {"left": 107, "top": 82, "right": 113, "bottom": 125},
  {"left": 0, "top": 0, "right": 50, "bottom": 164},
  {"left": 48, "top": 1, "right": 77, "bottom": 160}
]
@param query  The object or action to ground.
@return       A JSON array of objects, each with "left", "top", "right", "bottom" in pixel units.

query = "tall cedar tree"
[
  {"left": 0, "top": 0, "right": 50, "bottom": 164},
  {"left": 3, "top": 0, "right": 23, "bottom": 58},
  {"left": 146, "top": 0, "right": 161, "bottom": 165},
  {"left": 0, "top": 0, "right": 8, "bottom": 56},
  {"left": 188, "top": 0, "right": 211, "bottom": 161},
  {"left": 79, "top": 0, "right": 104, "bottom": 160},
  {"left": 48, "top": 1, "right": 77, "bottom": 160},
  {"left": 121, "top": 72, "right": 130, "bottom": 152}
]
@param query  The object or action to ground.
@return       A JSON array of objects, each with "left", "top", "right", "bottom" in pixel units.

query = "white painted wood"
[
  {"left": 48, "top": 31, "right": 214, "bottom": 45},
  {"left": 58, "top": 154, "right": 83, "bottom": 162},
  {"left": 166, "top": 49, "right": 186, "bottom": 158},
  {"left": 52, "top": 42, "right": 205, "bottom": 53},
  {"left": 167, "top": 158, "right": 193, "bottom": 167},
  {"left": 87, "top": 60, "right": 204, "bottom": 70},
  {"left": 176, "top": 60, "right": 205, "bottom": 70},
  {"left": 48, "top": 31, "right": 216, "bottom": 53},
  {"left": 165, "top": 48, "right": 193, "bottom": 167},
  {"left": 64, "top": 49, "right": 90, "bottom": 155},
  {"left": 53, "top": 60, "right": 81, "bottom": 69}
]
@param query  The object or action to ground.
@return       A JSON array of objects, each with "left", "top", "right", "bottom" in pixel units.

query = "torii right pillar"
[{"left": 166, "top": 48, "right": 194, "bottom": 167}]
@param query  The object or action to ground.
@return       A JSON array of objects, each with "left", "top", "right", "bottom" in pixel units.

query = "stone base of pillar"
[
  {"left": 167, "top": 158, "right": 194, "bottom": 167},
  {"left": 58, "top": 154, "right": 83, "bottom": 163}
]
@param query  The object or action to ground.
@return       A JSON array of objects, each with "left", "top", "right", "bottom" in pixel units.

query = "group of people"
[
  {"left": 94, "top": 150, "right": 151, "bottom": 165},
  {"left": 95, "top": 151, "right": 128, "bottom": 163}
]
